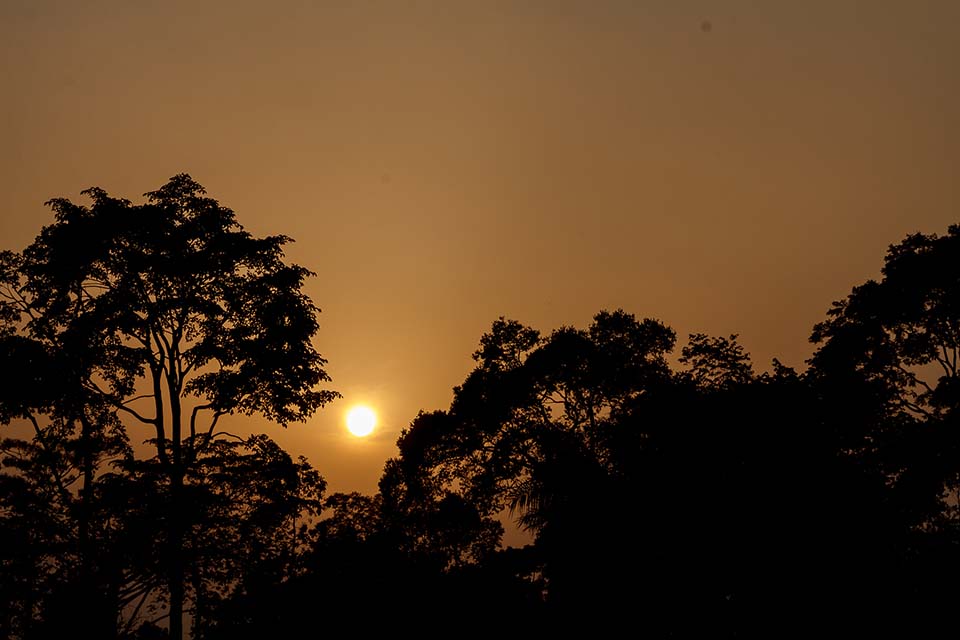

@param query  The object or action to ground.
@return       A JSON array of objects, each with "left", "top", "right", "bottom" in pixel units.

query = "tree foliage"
[
  {"left": 0, "top": 175, "right": 337, "bottom": 638},
  {"left": 5, "top": 180, "right": 960, "bottom": 636},
  {"left": 381, "top": 286, "right": 960, "bottom": 633},
  {"left": 810, "top": 225, "right": 960, "bottom": 534}
]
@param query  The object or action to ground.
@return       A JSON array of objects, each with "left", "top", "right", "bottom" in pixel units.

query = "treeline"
[{"left": 2, "top": 176, "right": 959, "bottom": 637}]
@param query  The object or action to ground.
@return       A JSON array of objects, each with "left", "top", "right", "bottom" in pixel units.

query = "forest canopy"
[{"left": 2, "top": 179, "right": 959, "bottom": 637}]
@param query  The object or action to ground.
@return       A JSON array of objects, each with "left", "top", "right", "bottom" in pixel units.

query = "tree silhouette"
[
  {"left": 183, "top": 435, "right": 326, "bottom": 638},
  {"left": 381, "top": 305, "right": 956, "bottom": 634},
  {"left": 679, "top": 332, "right": 754, "bottom": 390},
  {"left": 805, "top": 225, "right": 960, "bottom": 630},
  {"left": 6, "top": 178, "right": 960, "bottom": 635},
  {"left": 385, "top": 310, "right": 681, "bottom": 626},
  {"left": 810, "top": 225, "right": 960, "bottom": 530},
  {"left": 0, "top": 259, "right": 133, "bottom": 637},
  {"left": 0, "top": 175, "right": 338, "bottom": 639}
]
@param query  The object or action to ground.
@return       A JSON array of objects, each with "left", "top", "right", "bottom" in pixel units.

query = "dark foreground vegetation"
[{"left": 2, "top": 176, "right": 959, "bottom": 638}]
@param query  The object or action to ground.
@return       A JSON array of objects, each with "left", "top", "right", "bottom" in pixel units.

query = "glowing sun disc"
[{"left": 346, "top": 406, "right": 377, "bottom": 437}]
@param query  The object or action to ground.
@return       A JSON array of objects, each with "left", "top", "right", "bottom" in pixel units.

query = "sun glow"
[{"left": 345, "top": 405, "right": 377, "bottom": 437}]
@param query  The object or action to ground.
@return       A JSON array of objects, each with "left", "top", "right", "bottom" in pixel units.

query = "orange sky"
[{"left": 2, "top": 0, "right": 958, "bottom": 496}]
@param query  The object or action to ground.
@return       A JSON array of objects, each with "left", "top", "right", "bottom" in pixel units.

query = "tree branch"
[
  {"left": 189, "top": 404, "right": 214, "bottom": 441},
  {"left": 899, "top": 365, "right": 935, "bottom": 396},
  {"left": 114, "top": 403, "right": 159, "bottom": 425},
  {"left": 121, "top": 587, "right": 154, "bottom": 636},
  {"left": 936, "top": 344, "right": 953, "bottom": 377},
  {"left": 1, "top": 284, "right": 39, "bottom": 322},
  {"left": 211, "top": 430, "right": 244, "bottom": 442},
  {"left": 146, "top": 317, "right": 173, "bottom": 378},
  {"left": 197, "top": 411, "right": 227, "bottom": 454},
  {"left": 85, "top": 380, "right": 158, "bottom": 425},
  {"left": 901, "top": 398, "right": 934, "bottom": 419},
  {"left": 150, "top": 363, "right": 168, "bottom": 465},
  {"left": 25, "top": 413, "right": 72, "bottom": 504}
]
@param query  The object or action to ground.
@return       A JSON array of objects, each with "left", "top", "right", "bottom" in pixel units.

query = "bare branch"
[
  {"left": 189, "top": 403, "right": 214, "bottom": 441},
  {"left": 0, "top": 284, "right": 39, "bottom": 321},
  {"left": 896, "top": 364, "right": 935, "bottom": 396},
  {"left": 115, "top": 403, "right": 158, "bottom": 425},
  {"left": 196, "top": 412, "right": 228, "bottom": 455},
  {"left": 122, "top": 394, "right": 155, "bottom": 406},
  {"left": 937, "top": 345, "right": 953, "bottom": 377},
  {"left": 211, "top": 430, "right": 244, "bottom": 442},
  {"left": 85, "top": 380, "right": 158, "bottom": 425},
  {"left": 901, "top": 398, "right": 934, "bottom": 419},
  {"left": 121, "top": 588, "right": 154, "bottom": 636}
]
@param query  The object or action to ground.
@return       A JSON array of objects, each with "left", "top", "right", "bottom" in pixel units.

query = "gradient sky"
[{"left": 2, "top": 0, "right": 958, "bottom": 497}]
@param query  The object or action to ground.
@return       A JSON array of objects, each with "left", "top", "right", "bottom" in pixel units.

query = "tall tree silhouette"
[
  {"left": 0, "top": 254, "right": 132, "bottom": 637},
  {"left": 810, "top": 225, "right": 960, "bottom": 530},
  {"left": 408, "top": 310, "right": 675, "bottom": 532},
  {"left": 0, "top": 175, "right": 338, "bottom": 639},
  {"left": 806, "top": 225, "right": 960, "bottom": 628},
  {"left": 389, "top": 310, "right": 678, "bottom": 624},
  {"left": 384, "top": 309, "right": 924, "bottom": 634}
]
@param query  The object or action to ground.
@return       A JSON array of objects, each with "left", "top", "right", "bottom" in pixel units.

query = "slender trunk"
[
  {"left": 77, "top": 281, "right": 94, "bottom": 582},
  {"left": 168, "top": 365, "right": 185, "bottom": 640},
  {"left": 153, "top": 362, "right": 168, "bottom": 464},
  {"left": 78, "top": 414, "right": 93, "bottom": 579},
  {"left": 73, "top": 282, "right": 115, "bottom": 635},
  {"left": 78, "top": 412, "right": 118, "bottom": 638},
  {"left": 168, "top": 468, "right": 185, "bottom": 640}
]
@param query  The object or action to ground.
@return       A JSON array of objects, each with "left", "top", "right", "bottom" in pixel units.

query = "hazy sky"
[{"left": 2, "top": 0, "right": 958, "bottom": 496}]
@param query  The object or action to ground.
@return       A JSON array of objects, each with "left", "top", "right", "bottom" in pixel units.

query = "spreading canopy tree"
[
  {"left": 383, "top": 310, "right": 678, "bottom": 622},
  {"left": 401, "top": 310, "right": 676, "bottom": 528},
  {"left": 0, "top": 174, "right": 338, "bottom": 639},
  {"left": 810, "top": 225, "right": 960, "bottom": 530},
  {"left": 811, "top": 226, "right": 960, "bottom": 418}
]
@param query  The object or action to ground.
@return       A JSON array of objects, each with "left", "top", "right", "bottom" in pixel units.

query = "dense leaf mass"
[{"left": 2, "top": 184, "right": 959, "bottom": 637}]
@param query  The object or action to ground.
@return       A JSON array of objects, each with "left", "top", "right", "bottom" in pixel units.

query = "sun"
[{"left": 345, "top": 405, "right": 377, "bottom": 437}]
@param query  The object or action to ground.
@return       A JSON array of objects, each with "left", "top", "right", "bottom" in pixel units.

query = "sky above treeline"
[{"left": 2, "top": 0, "right": 958, "bottom": 496}]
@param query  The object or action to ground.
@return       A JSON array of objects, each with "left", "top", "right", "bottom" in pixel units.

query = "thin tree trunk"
[
  {"left": 169, "top": 467, "right": 185, "bottom": 640},
  {"left": 78, "top": 414, "right": 93, "bottom": 583},
  {"left": 78, "top": 412, "right": 119, "bottom": 638},
  {"left": 168, "top": 365, "right": 185, "bottom": 640}
]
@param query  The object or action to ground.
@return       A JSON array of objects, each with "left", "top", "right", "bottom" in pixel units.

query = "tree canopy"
[
  {"left": 3, "top": 181, "right": 960, "bottom": 636},
  {"left": 0, "top": 175, "right": 338, "bottom": 639}
]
